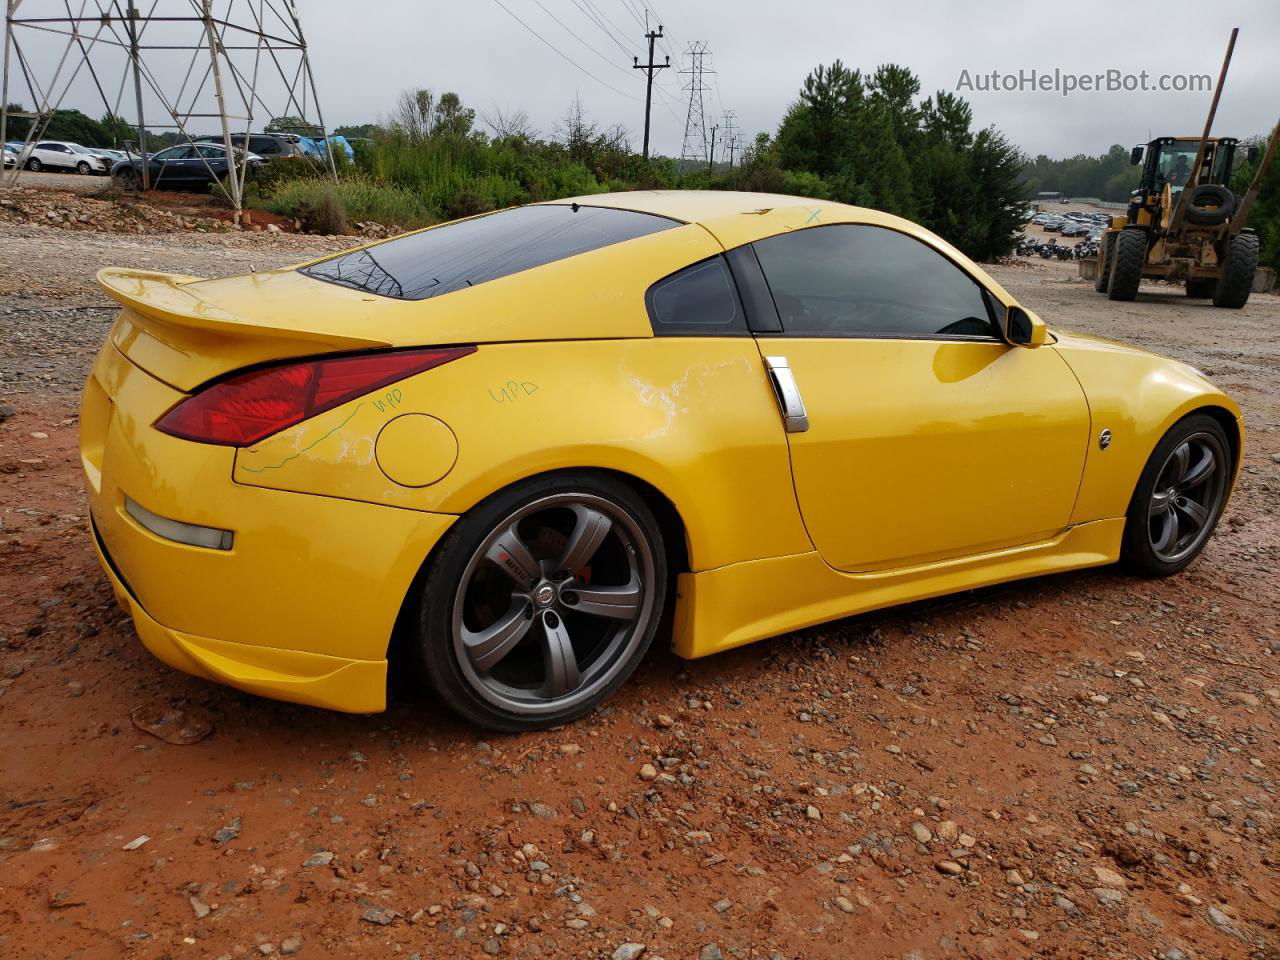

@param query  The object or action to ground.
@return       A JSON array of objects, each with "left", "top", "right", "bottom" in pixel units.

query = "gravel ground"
[
  {"left": 1, "top": 209, "right": 1278, "bottom": 960},
  {"left": 3, "top": 168, "right": 109, "bottom": 194}
]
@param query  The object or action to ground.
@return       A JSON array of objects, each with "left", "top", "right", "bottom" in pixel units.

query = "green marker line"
[{"left": 240, "top": 403, "right": 366, "bottom": 474}]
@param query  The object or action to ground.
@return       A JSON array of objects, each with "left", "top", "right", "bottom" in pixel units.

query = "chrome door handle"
[{"left": 763, "top": 356, "right": 809, "bottom": 433}]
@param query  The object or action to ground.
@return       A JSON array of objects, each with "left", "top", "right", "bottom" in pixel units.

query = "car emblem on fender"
[{"left": 1099, "top": 428, "right": 1112, "bottom": 450}]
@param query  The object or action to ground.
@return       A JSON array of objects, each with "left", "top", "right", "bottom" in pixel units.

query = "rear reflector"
[
  {"left": 125, "top": 495, "right": 234, "bottom": 550},
  {"left": 155, "top": 346, "right": 475, "bottom": 446}
]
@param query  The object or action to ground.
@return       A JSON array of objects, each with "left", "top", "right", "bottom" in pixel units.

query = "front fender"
[{"left": 1054, "top": 333, "right": 1244, "bottom": 524}]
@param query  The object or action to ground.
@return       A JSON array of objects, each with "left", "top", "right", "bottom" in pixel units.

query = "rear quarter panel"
[{"left": 233, "top": 338, "right": 813, "bottom": 571}]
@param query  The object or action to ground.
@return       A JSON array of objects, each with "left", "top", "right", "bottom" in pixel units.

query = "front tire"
[
  {"left": 1121, "top": 414, "right": 1231, "bottom": 577},
  {"left": 76, "top": 161, "right": 91, "bottom": 175},
  {"left": 1107, "top": 227, "right": 1146, "bottom": 301},
  {"left": 416, "top": 472, "right": 667, "bottom": 731},
  {"left": 1093, "top": 232, "right": 1113, "bottom": 292},
  {"left": 25, "top": 157, "right": 41, "bottom": 172}
]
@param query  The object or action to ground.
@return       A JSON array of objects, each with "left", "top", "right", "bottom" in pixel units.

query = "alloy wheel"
[
  {"left": 450, "top": 493, "right": 657, "bottom": 717},
  {"left": 1147, "top": 432, "right": 1227, "bottom": 564}
]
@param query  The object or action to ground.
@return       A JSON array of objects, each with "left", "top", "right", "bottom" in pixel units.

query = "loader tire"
[
  {"left": 1185, "top": 278, "right": 1217, "bottom": 298},
  {"left": 1212, "top": 232, "right": 1258, "bottom": 309},
  {"left": 1107, "top": 227, "right": 1146, "bottom": 301},
  {"left": 1094, "top": 232, "right": 1113, "bottom": 292}
]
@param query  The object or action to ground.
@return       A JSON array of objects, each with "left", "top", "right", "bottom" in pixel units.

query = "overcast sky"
[{"left": 8, "top": 0, "right": 1279, "bottom": 159}]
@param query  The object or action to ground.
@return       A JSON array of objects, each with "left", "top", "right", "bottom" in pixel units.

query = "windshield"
[
  {"left": 300, "top": 204, "right": 678, "bottom": 301},
  {"left": 1156, "top": 140, "right": 1201, "bottom": 190}
]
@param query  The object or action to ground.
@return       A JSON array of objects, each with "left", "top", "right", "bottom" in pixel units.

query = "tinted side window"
[
  {"left": 302, "top": 204, "right": 677, "bottom": 301},
  {"left": 645, "top": 257, "right": 745, "bottom": 335},
  {"left": 250, "top": 137, "right": 280, "bottom": 154},
  {"left": 753, "top": 224, "right": 996, "bottom": 339}
]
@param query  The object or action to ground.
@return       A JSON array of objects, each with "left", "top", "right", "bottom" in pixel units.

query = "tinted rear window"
[{"left": 300, "top": 204, "right": 678, "bottom": 300}]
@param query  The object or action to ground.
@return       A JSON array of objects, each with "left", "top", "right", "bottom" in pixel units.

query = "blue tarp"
[{"left": 297, "top": 135, "right": 354, "bottom": 160}]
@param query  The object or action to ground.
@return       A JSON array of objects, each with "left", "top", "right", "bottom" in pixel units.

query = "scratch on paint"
[{"left": 241, "top": 403, "right": 365, "bottom": 473}]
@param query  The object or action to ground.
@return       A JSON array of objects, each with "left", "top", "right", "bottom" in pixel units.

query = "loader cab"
[
  {"left": 1127, "top": 137, "right": 1239, "bottom": 226},
  {"left": 1131, "top": 137, "right": 1239, "bottom": 193}
]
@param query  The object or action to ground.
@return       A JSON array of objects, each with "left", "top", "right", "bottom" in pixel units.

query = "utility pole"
[
  {"left": 707, "top": 124, "right": 717, "bottom": 174},
  {"left": 632, "top": 26, "right": 670, "bottom": 161}
]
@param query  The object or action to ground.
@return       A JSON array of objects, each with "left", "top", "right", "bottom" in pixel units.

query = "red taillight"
[{"left": 155, "top": 346, "right": 475, "bottom": 447}]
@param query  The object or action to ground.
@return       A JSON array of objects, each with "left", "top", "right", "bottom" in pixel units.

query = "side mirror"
[
  {"left": 1247, "top": 145, "right": 1260, "bottom": 165},
  {"left": 1130, "top": 145, "right": 1144, "bottom": 166},
  {"left": 1006, "top": 305, "right": 1048, "bottom": 348}
]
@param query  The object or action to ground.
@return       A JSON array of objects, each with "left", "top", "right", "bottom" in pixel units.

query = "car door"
[
  {"left": 153, "top": 146, "right": 196, "bottom": 186},
  {"left": 748, "top": 221, "right": 1091, "bottom": 572},
  {"left": 35, "top": 142, "right": 68, "bottom": 168}
]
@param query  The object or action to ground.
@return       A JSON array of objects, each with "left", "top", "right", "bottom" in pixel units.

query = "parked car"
[
  {"left": 83, "top": 191, "right": 1243, "bottom": 730},
  {"left": 110, "top": 142, "right": 263, "bottom": 190},
  {"left": 2, "top": 144, "right": 16, "bottom": 168},
  {"left": 89, "top": 147, "right": 131, "bottom": 165},
  {"left": 1042, "top": 218, "right": 1065, "bottom": 232},
  {"left": 193, "top": 132, "right": 303, "bottom": 161},
  {"left": 20, "top": 140, "right": 108, "bottom": 174},
  {"left": 1061, "top": 221, "right": 1089, "bottom": 237}
]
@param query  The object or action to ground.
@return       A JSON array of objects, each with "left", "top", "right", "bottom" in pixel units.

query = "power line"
[
  {"left": 617, "top": 0, "right": 647, "bottom": 29},
  {"left": 529, "top": 0, "right": 637, "bottom": 80},
  {"left": 490, "top": 0, "right": 640, "bottom": 102},
  {"left": 579, "top": 0, "right": 641, "bottom": 56}
]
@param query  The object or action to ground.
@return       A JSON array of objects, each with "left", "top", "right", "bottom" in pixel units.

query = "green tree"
[
  {"left": 1231, "top": 130, "right": 1280, "bottom": 272},
  {"left": 265, "top": 115, "right": 316, "bottom": 134}
]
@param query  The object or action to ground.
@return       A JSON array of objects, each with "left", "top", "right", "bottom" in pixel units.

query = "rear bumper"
[
  {"left": 91, "top": 519, "right": 389, "bottom": 712},
  {"left": 82, "top": 338, "right": 457, "bottom": 713}
]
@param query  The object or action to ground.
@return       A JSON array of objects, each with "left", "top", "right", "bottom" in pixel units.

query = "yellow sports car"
[{"left": 81, "top": 191, "right": 1243, "bottom": 730}]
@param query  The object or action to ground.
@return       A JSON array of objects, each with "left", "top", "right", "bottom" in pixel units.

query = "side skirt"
[{"left": 670, "top": 519, "right": 1124, "bottom": 659}]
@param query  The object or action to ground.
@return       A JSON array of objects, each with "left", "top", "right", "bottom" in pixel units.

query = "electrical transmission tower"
[
  {"left": 1, "top": 0, "right": 336, "bottom": 214},
  {"left": 679, "top": 41, "right": 713, "bottom": 164},
  {"left": 721, "top": 110, "right": 737, "bottom": 167}
]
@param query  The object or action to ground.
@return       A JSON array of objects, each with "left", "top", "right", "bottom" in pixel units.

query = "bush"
[
  {"left": 293, "top": 185, "right": 347, "bottom": 234},
  {"left": 262, "top": 177, "right": 436, "bottom": 232}
]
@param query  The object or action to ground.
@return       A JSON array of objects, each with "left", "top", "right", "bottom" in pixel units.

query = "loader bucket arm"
[{"left": 1169, "top": 27, "right": 1238, "bottom": 233}]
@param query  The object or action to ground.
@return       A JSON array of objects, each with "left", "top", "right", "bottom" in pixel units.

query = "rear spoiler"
[{"left": 96, "top": 268, "right": 389, "bottom": 350}]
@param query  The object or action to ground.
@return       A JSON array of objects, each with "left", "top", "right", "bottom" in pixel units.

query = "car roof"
[{"left": 547, "top": 190, "right": 852, "bottom": 226}]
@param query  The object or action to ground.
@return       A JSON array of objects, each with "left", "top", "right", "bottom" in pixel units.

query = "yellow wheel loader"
[{"left": 1097, "top": 28, "right": 1279, "bottom": 308}]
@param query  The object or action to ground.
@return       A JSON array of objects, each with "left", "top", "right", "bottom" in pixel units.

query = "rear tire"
[
  {"left": 1121, "top": 414, "right": 1231, "bottom": 578},
  {"left": 1185, "top": 278, "right": 1218, "bottom": 298},
  {"left": 416, "top": 472, "right": 667, "bottom": 731},
  {"left": 1107, "top": 228, "right": 1146, "bottom": 301},
  {"left": 1212, "top": 232, "right": 1258, "bottom": 309},
  {"left": 1093, "top": 233, "right": 1113, "bottom": 292}
]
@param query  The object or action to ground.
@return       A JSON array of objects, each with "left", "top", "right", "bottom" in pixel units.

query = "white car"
[
  {"left": 3, "top": 145, "right": 16, "bottom": 168},
  {"left": 20, "top": 140, "right": 109, "bottom": 175}
]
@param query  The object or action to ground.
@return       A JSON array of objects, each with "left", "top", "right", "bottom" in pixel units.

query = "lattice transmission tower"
[
  {"left": 679, "top": 41, "right": 712, "bottom": 164},
  {"left": 1, "top": 0, "right": 336, "bottom": 213}
]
